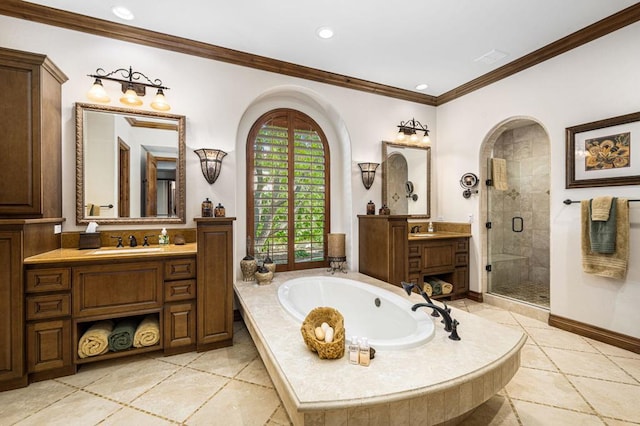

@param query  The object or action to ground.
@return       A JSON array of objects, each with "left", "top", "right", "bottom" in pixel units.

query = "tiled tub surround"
[{"left": 234, "top": 270, "right": 526, "bottom": 425}]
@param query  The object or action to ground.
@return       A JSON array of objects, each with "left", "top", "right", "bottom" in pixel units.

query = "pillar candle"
[{"left": 327, "top": 233, "right": 346, "bottom": 258}]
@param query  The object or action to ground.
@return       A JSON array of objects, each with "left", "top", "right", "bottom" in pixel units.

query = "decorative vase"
[
  {"left": 366, "top": 200, "right": 375, "bottom": 215},
  {"left": 254, "top": 266, "right": 273, "bottom": 285},
  {"left": 379, "top": 204, "right": 390, "bottom": 215},
  {"left": 201, "top": 197, "right": 213, "bottom": 217},
  {"left": 240, "top": 256, "right": 257, "bottom": 281},
  {"left": 214, "top": 202, "right": 226, "bottom": 217},
  {"left": 263, "top": 253, "right": 276, "bottom": 274}
]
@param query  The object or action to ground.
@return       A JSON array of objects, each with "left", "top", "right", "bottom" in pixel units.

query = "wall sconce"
[
  {"left": 358, "top": 162, "right": 379, "bottom": 189},
  {"left": 460, "top": 172, "right": 479, "bottom": 198},
  {"left": 194, "top": 149, "right": 227, "bottom": 184},
  {"left": 86, "top": 66, "right": 171, "bottom": 111},
  {"left": 396, "top": 118, "right": 430, "bottom": 144}
]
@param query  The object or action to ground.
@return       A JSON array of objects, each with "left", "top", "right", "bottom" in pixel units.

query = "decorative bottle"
[
  {"left": 214, "top": 202, "right": 226, "bottom": 217},
  {"left": 201, "top": 198, "right": 213, "bottom": 217},
  {"left": 366, "top": 200, "right": 375, "bottom": 215},
  {"left": 348, "top": 336, "right": 359, "bottom": 365},
  {"left": 359, "top": 337, "right": 370, "bottom": 366},
  {"left": 428, "top": 222, "right": 434, "bottom": 233}
]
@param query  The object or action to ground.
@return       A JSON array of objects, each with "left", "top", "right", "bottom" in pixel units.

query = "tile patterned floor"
[
  {"left": 490, "top": 281, "right": 550, "bottom": 308},
  {"left": 1, "top": 300, "right": 639, "bottom": 425}
]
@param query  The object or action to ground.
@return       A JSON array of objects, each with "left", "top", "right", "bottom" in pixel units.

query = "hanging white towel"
[{"left": 492, "top": 158, "right": 508, "bottom": 191}]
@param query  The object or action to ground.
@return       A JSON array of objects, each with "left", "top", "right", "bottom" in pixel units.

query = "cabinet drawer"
[
  {"left": 26, "top": 268, "right": 71, "bottom": 293},
  {"left": 455, "top": 252, "right": 468, "bottom": 267},
  {"left": 165, "top": 279, "right": 196, "bottom": 302},
  {"left": 73, "top": 261, "right": 163, "bottom": 318},
  {"left": 165, "top": 258, "right": 196, "bottom": 280},
  {"left": 408, "top": 243, "right": 421, "bottom": 257},
  {"left": 455, "top": 239, "right": 468, "bottom": 253},
  {"left": 26, "top": 294, "right": 71, "bottom": 320},
  {"left": 408, "top": 258, "right": 421, "bottom": 272}
]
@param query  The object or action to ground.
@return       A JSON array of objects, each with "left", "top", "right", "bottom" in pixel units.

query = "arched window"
[{"left": 247, "top": 109, "right": 330, "bottom": 271}]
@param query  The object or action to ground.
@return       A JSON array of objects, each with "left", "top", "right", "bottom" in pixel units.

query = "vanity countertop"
[
  {"left": 24, "top": 243, "right": 197, "bottom": 264},
  {"left": 408, "top": 231, "right": 471, "bottom": 240}
]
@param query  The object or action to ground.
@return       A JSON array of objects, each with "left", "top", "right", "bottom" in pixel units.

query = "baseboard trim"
[
  {"left": 549, "top": 314, "right": 640, "bottom": 354},
  {"left": 466, "top": 290, "right": 483, "bottom": 303}
]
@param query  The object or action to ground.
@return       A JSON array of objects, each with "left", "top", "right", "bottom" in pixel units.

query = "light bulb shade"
[
  {"left": 87, "top": 79, "right": 110, "bottom": 103},
  {"left": 119, "top": 87, "right": 143, "bottom": 107},
  {"left": 195, "top": 148, "right": 227, "bottom": 184},
  {"left": 150, "top": 89, "right": 171, "bottom": 111},
  {"left": 410, "top": 133, "right": 419, "bottom": 142},
  {"left": 422, "top": 133, "right": 431, "bottom": 144},
  {"left": 396, "top": 131, "right": 405, "bottom": 141},
  {"left": 358, "top": 162, "right": 379, "bottom": 190}
]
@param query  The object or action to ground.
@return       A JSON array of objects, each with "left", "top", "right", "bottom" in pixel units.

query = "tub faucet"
[
  {"left": 412, "top": 302, "right": 461, "bottom": 341},
  {"left": 401, "top": 281, "right": 439, "bottom": 317}
]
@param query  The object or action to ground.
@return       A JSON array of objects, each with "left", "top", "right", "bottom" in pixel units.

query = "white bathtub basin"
[{"left": 277, "top": 276, "right": 434, "bottom": 350}]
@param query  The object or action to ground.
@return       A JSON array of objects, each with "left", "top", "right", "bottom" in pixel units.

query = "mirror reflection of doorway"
[
  {"left": 145, "top": 152, "right": 158, "bottom": 216},
  {"left": 387, "top": 152, "right": 408, "bottom": 215},
  {"left": 118, "top": 138, "right": 130, "bottom": 217}
]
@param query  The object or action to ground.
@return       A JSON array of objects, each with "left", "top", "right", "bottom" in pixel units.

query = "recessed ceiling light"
[
  {"left": 316, "top": 27, "right": 334, "bottom": 39},
  {"left": 415, "top": 83, "right": 429, "bottom": 91},
  {"left": 112, "top": 6, "right": 134, "bottom": 21}
]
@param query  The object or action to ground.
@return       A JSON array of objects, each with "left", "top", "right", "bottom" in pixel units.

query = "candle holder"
[{"left": 327, "top": 256, "right": 347, "bottom": 274}]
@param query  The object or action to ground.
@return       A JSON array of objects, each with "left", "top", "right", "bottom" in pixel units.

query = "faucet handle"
[
  {"left": 449, "top": 319, "right": 461, "bottom": 341},
  {"left": 142, "top": 235, "right": 154, "bottom": 247},
  {"left": 110, "top": 235, "right": 123, "bottom": 248}
]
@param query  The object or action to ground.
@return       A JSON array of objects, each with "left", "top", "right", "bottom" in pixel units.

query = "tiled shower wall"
[{"left": 490, "top": 123, "right": 550, "bottom": 285}]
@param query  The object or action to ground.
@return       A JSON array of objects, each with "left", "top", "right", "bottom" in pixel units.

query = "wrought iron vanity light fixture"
[
  {"left": 396, "top": 118, "right": 431, "bottom": 144},
  {"left": 86, "top": 66, "right": 171, "bottom": 111},
  {"left": 357, "top": 162, "right": 379, "bottom": 189},
  {"left": 194, "top": 149, "right": 227, "bottom": 184}
]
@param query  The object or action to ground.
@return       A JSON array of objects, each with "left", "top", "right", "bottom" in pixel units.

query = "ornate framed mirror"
[
  {"left": 381, "top": 140, "right": 431, "bottom": 217},
  {"left": 75, "top": 103, "right": 186, "bottom": 225}
]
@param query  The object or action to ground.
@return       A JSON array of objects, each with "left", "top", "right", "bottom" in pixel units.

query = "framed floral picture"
[{"left": 566, "top": 111, "right": 640, "bottom": 188}]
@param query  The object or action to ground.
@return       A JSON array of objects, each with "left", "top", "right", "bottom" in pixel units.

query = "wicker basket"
[{"left": 301, "top": 307, "right": 345, "bottom": 359}]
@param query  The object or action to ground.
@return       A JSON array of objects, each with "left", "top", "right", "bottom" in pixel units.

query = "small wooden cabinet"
[{"left": 359, "top": 215, "right": 471, "bottom": 299}]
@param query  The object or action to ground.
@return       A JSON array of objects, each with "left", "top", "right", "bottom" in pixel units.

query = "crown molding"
[{"left": 1, "top": 1, "right": 639, "bottom": 106}]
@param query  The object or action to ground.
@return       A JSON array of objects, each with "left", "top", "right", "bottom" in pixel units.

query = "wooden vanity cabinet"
[
  {"left": 0, "top": 47, "right": 68, "bottom": 217},
  {"left": 196, "top": 218, "right": 235, "bottom": 351},
  {"left": 359, "top": 215, "right": 470, "bottom": 299}
]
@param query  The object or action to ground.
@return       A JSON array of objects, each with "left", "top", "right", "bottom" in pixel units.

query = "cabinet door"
[
  {"left": 0, "top": 231, "right": 26, "bottom": 389},
  {"left": 164, "top": 302, "right": 196, "bottom": 352},
  {"left": 27, "top": 319, "right": 71, "bottom": 373},
  {"left": 73, "top": 261, "right": 163, "bottom": 318},
  {"left": 197, "top": 220, "right": 234, "bottom": 349},
  {"left": 421, "top": 242, "right": 455, "bottom": 274},
  {"left": 453, "top": 266, "right": 469, "bottom": 295}
]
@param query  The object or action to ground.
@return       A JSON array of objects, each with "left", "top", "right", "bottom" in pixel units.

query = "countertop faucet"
[
  {"left": 411, "top": 302, "right": 460, "bottom": 340},
  {"left": 410, "top": 225, "right": 421, "bottom": 234},
  {"left": 110, "top": 236, "right": 123, "bottom": 247},
  {"left": 129, "top": 235, "right": 137, "bottom": 247}
]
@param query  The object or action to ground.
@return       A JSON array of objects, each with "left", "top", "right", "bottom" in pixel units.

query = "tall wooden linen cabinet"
[
  {"left": 195, "top": 217, "right": 235, "bottom": 351},
  {"left": 0, "top": 47, "right": 67, "bottom": 391}
]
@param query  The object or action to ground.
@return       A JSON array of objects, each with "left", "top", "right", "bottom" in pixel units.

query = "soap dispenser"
[
  {"left": 159, "top": 228, "right": 169, "bottom": 245},
  {"left": 348, "top": 336, "right": 359, "bottom": 365},
  {"left": 359, "top": 337, "right": 370, "bottom": 366}
]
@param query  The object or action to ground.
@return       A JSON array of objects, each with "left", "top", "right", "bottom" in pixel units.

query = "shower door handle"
[{"left": 512, "top": 216, "right": 523, "bottom": 233}]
